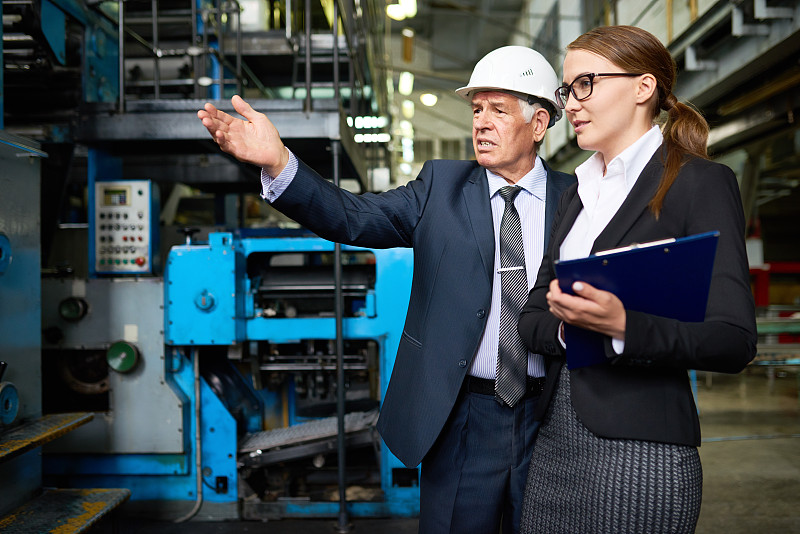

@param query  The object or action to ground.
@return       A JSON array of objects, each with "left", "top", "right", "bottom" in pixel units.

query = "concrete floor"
[
  {"left": 99, "top": 365, "right": 800, "bottom": 533},
  {"left": 695, "top": 366, "right": 800, "bottom": 533}
]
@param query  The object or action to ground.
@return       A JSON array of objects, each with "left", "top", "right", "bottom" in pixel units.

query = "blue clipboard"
[{"left": 553, "top": 231, "right": 719, "bottom": 369}]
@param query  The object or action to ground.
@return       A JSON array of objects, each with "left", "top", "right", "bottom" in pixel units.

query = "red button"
[{"left": 135, "top": 257, "right": 146, "bottom": 266}]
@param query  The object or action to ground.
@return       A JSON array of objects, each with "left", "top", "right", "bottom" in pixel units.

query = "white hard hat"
[{"left": 456, "top": 46, "right": 562, "bottom": 127}]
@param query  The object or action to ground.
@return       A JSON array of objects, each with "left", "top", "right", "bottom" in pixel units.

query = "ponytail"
[{"left": 649, "top": 95, "right": 709, "bottom": 218}]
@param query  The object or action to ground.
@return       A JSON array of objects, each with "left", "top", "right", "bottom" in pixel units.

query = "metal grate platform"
[
  {"left": 239, "top": 410, "right": 378, "bottom": 467},
  {"left": 0, "top": 488, "right": 131, "bottom": 533},
  {"left": 0, "top": 412, "right": 93, "bottom": 462}
]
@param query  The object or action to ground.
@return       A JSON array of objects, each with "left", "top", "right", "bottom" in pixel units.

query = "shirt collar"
[
  {"left": 486, "top": 155, "right": 547, "bottom": 201},
  {"left": 575, "top": 125, "right": 663, "bottom": 189}
]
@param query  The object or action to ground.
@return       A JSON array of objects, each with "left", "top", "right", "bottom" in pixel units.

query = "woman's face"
[{"left": 562, "top": 49, "right": 650, "bottom": 164}]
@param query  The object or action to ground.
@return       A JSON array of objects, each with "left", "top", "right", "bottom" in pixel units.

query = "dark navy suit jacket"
[{"left": 273, "top": 158, "right": 575, "bottom": 467}]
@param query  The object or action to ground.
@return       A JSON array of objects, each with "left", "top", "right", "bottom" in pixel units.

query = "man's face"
[{"left": 471, "top": 91, "right": 537, "bottom": 183}]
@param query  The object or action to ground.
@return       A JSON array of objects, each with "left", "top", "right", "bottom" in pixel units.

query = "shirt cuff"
[
  {"left": 260, "top": 148, "right": 298, "bottom": 203},
  {"left": 611, "top": 338, "right": 625, "bottom": 354},
  {"left": 558, "top": 322, "right": 566, "bottom": 349}
]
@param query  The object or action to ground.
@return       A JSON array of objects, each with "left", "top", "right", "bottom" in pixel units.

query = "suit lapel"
[
  {"left": 462, "top": 166, "right": 495, "bottom": 283},
  {"left": 542, "top": 159, "right": 560, "bottom": 249},
  {"left": 591, "top": 148, "right": 664, "bottom": 253}
]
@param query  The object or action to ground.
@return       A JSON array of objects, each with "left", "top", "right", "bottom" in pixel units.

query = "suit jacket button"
[
  {"left": 476, "top": 309, "right": 486, "bottom": 318},
  {"left": 458, "top": 359, "right": 467, "bottom": 368}
]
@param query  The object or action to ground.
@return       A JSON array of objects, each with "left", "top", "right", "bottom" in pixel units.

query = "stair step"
[
  {"left": 0, "top": 412, "right": 93, "bottom": 463},
  {"left": 0, "top": 487, "right": 131, "bottom": 533}
]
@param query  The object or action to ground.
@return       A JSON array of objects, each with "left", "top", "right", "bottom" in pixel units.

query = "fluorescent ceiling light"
[
  {"left": 398, "top": 71, "right": 414, "bottom": 96},
  {"left": 420, "top": 93, "right": 438, "bottom": 107},
  {"left": 386, "top": 4, "right": 405, "bottom": 20},
  {"left": 401, "top": 100, "right": 415, "bottom": 119},
  {"left": 399, "top": 0, "right": 417, "bottom": 18}
]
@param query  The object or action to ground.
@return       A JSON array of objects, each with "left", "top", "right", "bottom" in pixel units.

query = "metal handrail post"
[
  {"left": 118, "top": 0, "right": 125, "bottom": 112},
  {"left": 333, "top": 0, "right": 339, "bottom": 103},
  {"left": 235, "top": 1, "right": 242, "bottom": 94},
  {"left": 191, "top": 0, "right": 199, "bottom": 98},
  {"left": 332, "top": 138, "right": 350, "bottom": 533},
  {"left": 332, "top": 6, "right": 351, "bottom": 531},
  {"left": 285, "top": 0, "right": 293, "bottom": 42},
  {"left": 304, "top": 0, "right": 311, "bottom": 112},
  {"left": 151, "top": 0, "right": 160, "bottom": 98},
  {"left": 217, "top": 0, "right": 224, "bottom": 90}
]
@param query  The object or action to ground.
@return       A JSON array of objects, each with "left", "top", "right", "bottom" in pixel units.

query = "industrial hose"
[{"left": 174, "top": 348, "right": 203, "bottom": 523}]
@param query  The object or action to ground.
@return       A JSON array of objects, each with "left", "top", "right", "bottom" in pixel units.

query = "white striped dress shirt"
[{"left": 469, "top": 157, "right": 547, "bottom": 379}]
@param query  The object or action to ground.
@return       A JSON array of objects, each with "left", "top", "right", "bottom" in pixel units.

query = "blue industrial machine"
[
  {"left": 2, "top": 0, "right": 119, "bottom": 135},
  {"left": 0, "top": 131, "right": 47, "bottom": 513},
  {"left": 164, "top": 232, "right": 418, "bottom": 518},
  {"left": 9, "top": 0, "right": 411, "bottom": 522},
  {"left": 41, "top": 226, "right": 419, "bottom": 519},
  {"left": 0, "top": 132, "right": 131, "bottom": 530}
]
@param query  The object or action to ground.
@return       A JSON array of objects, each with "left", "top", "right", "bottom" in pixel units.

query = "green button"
[{"left": 107, "top": 341, "right": 140, "bottom": 373}]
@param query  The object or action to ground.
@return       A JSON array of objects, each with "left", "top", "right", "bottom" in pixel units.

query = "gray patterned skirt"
[{"left": 521, "top": 366, "right": 702, "bottom": 533}]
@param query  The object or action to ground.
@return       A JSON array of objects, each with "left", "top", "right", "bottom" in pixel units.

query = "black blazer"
[
  {"left": 518, "top": 148, "right": 757, "bottom": 447},
  {"left": 273, "top": 157, "right": 575, "bottom": 467}
]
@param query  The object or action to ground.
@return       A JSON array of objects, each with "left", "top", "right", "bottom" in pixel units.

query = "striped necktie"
[{"left": 495, "top": 185, "right": 528, "bottom": 407}]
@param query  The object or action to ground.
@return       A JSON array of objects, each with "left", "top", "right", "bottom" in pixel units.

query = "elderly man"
[{"left": 198, "top": 46, "right": 574, "bottom": 534}]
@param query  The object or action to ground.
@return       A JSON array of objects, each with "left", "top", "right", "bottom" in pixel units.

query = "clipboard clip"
[{"left": 595, "top": 237, "right": 676, "bottom": 257}]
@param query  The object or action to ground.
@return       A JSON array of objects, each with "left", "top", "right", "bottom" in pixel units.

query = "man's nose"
[{"left": 474, "top": 113, "right": 491, "bottom": 129}]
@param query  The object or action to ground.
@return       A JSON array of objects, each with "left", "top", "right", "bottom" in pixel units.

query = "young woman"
[{"left": 517, "top": 25, "right": 757, "bottom": 533}]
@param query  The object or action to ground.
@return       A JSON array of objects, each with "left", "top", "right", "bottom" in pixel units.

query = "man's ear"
[{"left": 532, "top": 107, "right": 550, "bottom": 143}]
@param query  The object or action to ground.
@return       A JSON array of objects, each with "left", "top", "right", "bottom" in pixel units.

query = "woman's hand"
[{"left": 546, "top": 279, "right": 626, "bottom": 340}]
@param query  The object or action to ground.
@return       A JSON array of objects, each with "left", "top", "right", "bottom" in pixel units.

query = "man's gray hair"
[{"left": 518, "top": 99, "right": 541, "bottom": 123}]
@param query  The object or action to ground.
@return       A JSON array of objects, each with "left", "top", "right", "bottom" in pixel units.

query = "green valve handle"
[{"left": 106, "top": 341, "right": 140, "bottom": 373}]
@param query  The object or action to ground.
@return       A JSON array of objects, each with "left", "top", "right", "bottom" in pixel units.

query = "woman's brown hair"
[{"left": 567, "top": 25, "right": 709, "bottom": 217}]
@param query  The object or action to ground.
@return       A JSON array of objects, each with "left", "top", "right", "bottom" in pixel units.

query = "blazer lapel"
[
  {"left": 591, "top": 148, "right": 664, "bottom": 253},
  {"left": 463, "top": 166, "right": 495, "bottom": 283},
  {"left": 550, "top": 191, "right": 583, "bottom": 262}
]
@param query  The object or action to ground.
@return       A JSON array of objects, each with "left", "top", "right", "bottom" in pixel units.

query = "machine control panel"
[{"left": 93, "top": 180, "right": 155, "bottom": 274}]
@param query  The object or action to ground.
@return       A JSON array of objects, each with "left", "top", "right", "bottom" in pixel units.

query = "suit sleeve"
[
  {"left": 617, "top": 163, "right": 757, "bottom": 373},
  {"left": 271, "top": 159, "right": 434, "bottom": 249}
]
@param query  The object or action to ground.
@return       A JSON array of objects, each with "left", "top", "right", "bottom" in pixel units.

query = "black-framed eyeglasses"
[{"left": 554, "top": 72, "right": 643, "bottom": 109}]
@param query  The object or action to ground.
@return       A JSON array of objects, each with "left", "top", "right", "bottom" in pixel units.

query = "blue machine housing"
[{"left": 165, "top": 232, "right": 419, "bottom": 517}]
